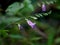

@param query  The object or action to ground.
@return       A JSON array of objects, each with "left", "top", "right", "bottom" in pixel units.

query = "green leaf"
[
  {"left": 23, "top": 0, "right": 34, "bottom": 12},
  {"left": 55, "top": 38, "right": 60, "bottom": 43},
  {"left": 0, "top": 30, "right": 8, "bottom": 38},
  {"left": 56, "top": 5, "right": 60, "bottom": 9},
  {"left": 9, "top": 34, "right": 24, "bottom": 39},
  {"left": 0, "top": 16, "right": 20, "bottom": 24},
  {"left": 30, "top": 37, "right": 42, "bottom": 41},
  {"left": 6, "top": 2, "right": 24, "bottom": 15},
  {"left": 24, "top": 0, "right": 31, "bottom": 4},
  {"left": 47, "top": 27, "right": 55, "bottom": 45},
  {"left": 56, "top": 0, "right": 60, "bottom": 9}
]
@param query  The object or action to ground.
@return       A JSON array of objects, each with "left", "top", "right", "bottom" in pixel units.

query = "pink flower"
[
  {"left": 42, "top": 3, "right": 46, "bottom": 11},
  {"left": 26, "top": 19, "right": 36, "bottom": 28}
]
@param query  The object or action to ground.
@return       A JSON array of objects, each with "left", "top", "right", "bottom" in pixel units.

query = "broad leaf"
[{"left": 6, "top": 2, "right": 24, "bottom": 15}]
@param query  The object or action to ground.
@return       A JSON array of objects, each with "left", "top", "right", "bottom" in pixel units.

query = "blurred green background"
[{"left": 0, "top": 0, "right": 60, "bottom": 45}]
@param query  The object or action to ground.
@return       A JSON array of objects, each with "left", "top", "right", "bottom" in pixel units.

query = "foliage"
[{"left": 0, "top": 0, "right": 60, "bottom": 45}]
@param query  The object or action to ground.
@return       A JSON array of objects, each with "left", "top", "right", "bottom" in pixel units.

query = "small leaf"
[
  {"left": 9, "top": 34, "right": 24, "bottom": 39},
  {"left": 30, "top": 37, "right": 42, "bottom": 41},
  {"left": 30, "top": 16, "right": 37, "bottom": 19}
]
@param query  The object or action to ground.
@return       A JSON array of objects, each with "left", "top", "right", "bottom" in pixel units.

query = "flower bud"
[
  {"left": 18, "top": 24, "right": 23, "bottom": 30},
  {"left": 26, "top": 19, "right": 36, "bottom": 28},
  {"left": 42, "top": 3, "right": 46, "bottom": 11}
]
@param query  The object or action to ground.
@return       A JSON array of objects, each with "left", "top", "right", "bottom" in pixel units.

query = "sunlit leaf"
[
  {"left": 55, "top": 38, "right": 60, "bottom": 43},
  {"left": 6, "top": 2, "right": 24, "bottom": 15}
]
